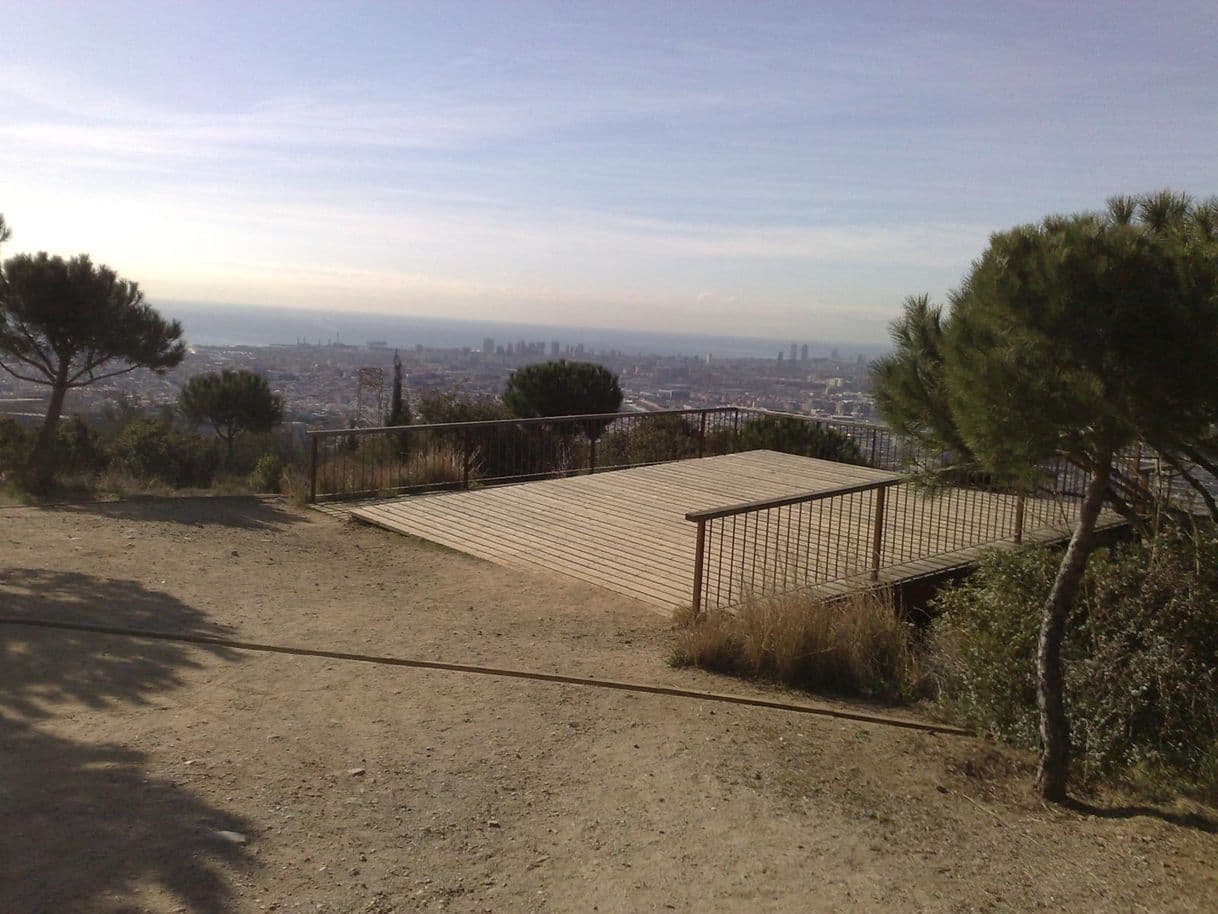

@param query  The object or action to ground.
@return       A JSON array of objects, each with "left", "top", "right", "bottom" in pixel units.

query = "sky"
[{"left": 1, "top": 1, "right": 1216, "bottom": 343}]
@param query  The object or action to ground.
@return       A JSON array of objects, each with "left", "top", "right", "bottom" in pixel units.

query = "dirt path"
[{"left": 1, "top": 498, "right": 1215, "bottom": 913}]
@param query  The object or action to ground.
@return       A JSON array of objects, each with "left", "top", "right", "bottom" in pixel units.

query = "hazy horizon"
[
  {"left": 160, "top": 299, "right": 891, "bottom": 360},
  {"left": 3, "top": 2, "right": 1216, "bottom": 342}
]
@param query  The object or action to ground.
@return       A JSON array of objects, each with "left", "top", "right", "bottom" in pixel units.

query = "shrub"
[
  {"left": 672, "top": 587, "right": 918, "bottom": 700},
  {"left": 247, "top": 453, "right": 286, "bottom": 493},
  {"left": 406, "top": 442, "right": 466, "bottom": 487},
  {"left": 111, "top": 418, "right": 218, "bottom": 488},
  {"left": 737, "top": 415, "right": 868, "bottom": 465},
  {"left": 56, "top": 415, "right": 109, "bottom": 473},
  {"left": 931, "top": 522, "right": 1218, "bottom": 798},
  {"left": 600, "top": 414, "right": 701, "bottom": 467},
  {"left": 415, "top": 391, "right": 512, "bottom": 425},
  {"left": 0, "top": 417, "right": 30, "bottom": 477}
]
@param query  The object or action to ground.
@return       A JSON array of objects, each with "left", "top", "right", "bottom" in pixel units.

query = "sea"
[{"left": 158, "top": 300, "right": 889, "bottom": 361}]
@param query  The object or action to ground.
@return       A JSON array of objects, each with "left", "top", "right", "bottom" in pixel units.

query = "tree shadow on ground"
[
  {"left": 1065, "top": 798, "right": 1218, "bottom": 834},
  {"left": 0, "top": 568, "right": 252, "bottom": 912},
  {"left": 56, "top": 493, "right": 308, "bottom": 530}
]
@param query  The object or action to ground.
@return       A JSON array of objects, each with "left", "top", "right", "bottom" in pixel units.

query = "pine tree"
[{"left": 872, "top": 191, "right": 1218, "bottom": 802}]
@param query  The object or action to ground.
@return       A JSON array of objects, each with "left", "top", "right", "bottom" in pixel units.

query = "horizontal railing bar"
[
  {"left": 307, "top": 406, "right": 738, "bottom": 438},
  {"left": 733, "top": 407, "right": 892, "bottom": 436},
  {"left": 684, "top": 475, "right": 904, "bottom": 522}
]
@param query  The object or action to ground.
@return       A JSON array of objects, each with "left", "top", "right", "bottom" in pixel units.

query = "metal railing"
[
  {"left": 685, "top": 460, "right": 1099, "bottom": 613},
  {"left": 733, "top": 408, "right": 910, "bottom": 471},
  {"left": 307, "top": 407, "right": 745, "bottom": 502},
  {"left": 306, "top": 406, "right": 902, "bottom": 502}
]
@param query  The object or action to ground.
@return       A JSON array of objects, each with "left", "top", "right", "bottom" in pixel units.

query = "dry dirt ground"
[{"left": 1, "top": 496, "right": 1215, "bottom": 914}]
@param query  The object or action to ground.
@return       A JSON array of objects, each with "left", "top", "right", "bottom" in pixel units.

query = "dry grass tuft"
[{"left": 672, "top": 587, "right": 920, "bottom": 700}]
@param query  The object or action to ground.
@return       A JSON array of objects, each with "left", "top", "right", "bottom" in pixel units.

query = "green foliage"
[
  {"left": 502, "top": 360, "right": 622, "bottom": 433},
  {"left": 872, "top": 191, "right": 1218, "bottom": 799},
  {"left": 872, "top": 192, "right": 1218, "bottom": 489},
  {"left": 737, "top": 415, "right": 868, "bottom": 465},
  {"left": 247, "top": 453, "right": 286, "bottom": 493},
  {"left": 179, "top": 369, "right": 283, "bottom": 461},
  {"left": 932, "top": 525, "right": 1218, "bottom": 799},
  {"left": 930, "top": 548, "right": 1064, "bottom": 747},
  {"left": 0, "top": 250, "right": 186, "bottom": 489},
  {"left": 385, "top": 352, "right": 412, "bottom": 458},
  {"left": 415, "top": 391, "right": 520, "bottom": 479},
  {"left": 0, "top": 416, "right": 29, "bottom": 477},
  {"left": 415, "top": 390, "right": 512, "bottom": 425},
  {"left": 111, "top": 418, "right": 218, "bottom": 488},
  {"left": 0, "top": 253, "right": 185, "bottom": 386},
  {"left": 386, "top": 352, "right": 411, "bottom": 426},
  {"left": 55, "top": 415, "right": 108, "bottom": 473},
  {"left": 599, "top": 414, "right": 701, "bottom": 466}
]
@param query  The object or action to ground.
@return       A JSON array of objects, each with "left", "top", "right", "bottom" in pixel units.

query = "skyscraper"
[
  {"left": 789, "top": 342, "right": 798, "bottom": 362},
  {"left": 800, "top": 343, "right": 809, "bottom": 361},
  {"left": 482, "top": 337, "right": 495, "bottom": 355}
]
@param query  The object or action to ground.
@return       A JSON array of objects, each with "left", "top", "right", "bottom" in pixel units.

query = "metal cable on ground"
[{"left": 0, "top": 615, "right": 969, "bottom": 737}]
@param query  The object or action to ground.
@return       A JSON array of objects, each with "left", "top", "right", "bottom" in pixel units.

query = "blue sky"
[{"left": 2, "top": 1, "right": 1215, "bottom": 342}]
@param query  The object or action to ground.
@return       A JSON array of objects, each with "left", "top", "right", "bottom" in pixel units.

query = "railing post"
[
  {"left": 691, "top": 519, "right": 707, "bottom": 617},
  {"left": 309, "top": 435, "right": 319, "bottom": 503},
  {"left": 589, "top": 435, "right": 598, "bottom": 475},
  {"left": 697, "top": 410, "right": 708, "bottom": 458},
  {"left": 732, "top": 408, "right": 741, "bottom": 450},
  {"left": 869, "top": 430, "right": 878, "bottom": 467},
  {"left": 1013, "top": 492, "right": 1026, "bottom": 544},
  {"left": 870, "top": 486, "right": 887, "bottom": 582}
]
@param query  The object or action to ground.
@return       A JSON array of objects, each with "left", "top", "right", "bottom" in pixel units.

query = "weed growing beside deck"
[{"left": 670, "top": 587, "right": 921, "bottom": 701}]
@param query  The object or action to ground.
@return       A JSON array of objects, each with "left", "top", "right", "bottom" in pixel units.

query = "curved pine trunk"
[
  {"left": 29, "top": 367, "right": 70, "bottom": 492},
  {"left": 1035, "top": 451, "right": 1112, "bottom": 802}
]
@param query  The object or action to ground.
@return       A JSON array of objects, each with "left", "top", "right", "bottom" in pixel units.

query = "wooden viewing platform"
[{"left": 349, "top": 451, "right": 1114, "bottom": 612}]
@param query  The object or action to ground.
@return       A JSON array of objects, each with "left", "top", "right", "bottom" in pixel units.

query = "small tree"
[
  {"left": 0, "top": 247, "right": 186, "bottom": 490},
  {"left": 386, "top": 351, "right": 411, "bottom": 426},
  {"left": 503, "top": 360, "right": 622, "bottom": 437},
  {"left": 871, "top": 191, "right": 1218, "bottom": 802},
  {"left": 385, "top": 351, "right": 412, "bottom": 457},
  {"left": 179, "top": 369, "right": 283, "bottom": 465}
]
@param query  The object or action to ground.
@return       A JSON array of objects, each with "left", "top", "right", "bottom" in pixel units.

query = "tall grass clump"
[{"left": 672, "top": 587, "right": 919, "bottom": 700}]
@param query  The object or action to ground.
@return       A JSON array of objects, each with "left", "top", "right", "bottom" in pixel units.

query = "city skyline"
[{"left": 3, "top": 2, "right": 1216, "bottom": 342}]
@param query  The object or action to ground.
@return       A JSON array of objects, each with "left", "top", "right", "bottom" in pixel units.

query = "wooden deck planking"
[{"left": 350, "top": 450, "right": 1116, "bottom": 612}]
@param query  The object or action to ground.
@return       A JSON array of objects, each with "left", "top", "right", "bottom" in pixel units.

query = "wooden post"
[
  {"left": 589, "top": 435, "right": 598, "bottom": 475},
  {"left": 697, "top": 411, "right": 708, "bottom": 458},
  {"left": 308, "top": 435, "right": 320, "bottom": 503},
  {"left": 1013, "top": 492, "right": 1026, "bottom": 544},
  {"left": 691, "top": 519, "right": 707, "bottom": 617},
  {"left": 870, "top": 486, "right": 887, "bottom": 582}
]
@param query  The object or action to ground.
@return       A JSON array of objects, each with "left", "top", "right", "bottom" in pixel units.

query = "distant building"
[
  {"left": 551, "top": 341, "right": 560, "bottom": 357},
  {"left": 789, "top": 343, "right": 798, "bottom": 362},
  {"left": 800, "top": 344, "right": 809, "bottom": 361},
  {"left": 482, "top": 337, "right": 495, "bottom": 354}
]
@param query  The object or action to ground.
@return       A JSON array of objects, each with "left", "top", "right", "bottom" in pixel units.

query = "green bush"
[
  {"left": 0, "top": 417, "right": 30, "bottom": 477},
  {"left": 111, "top": 418, "right": 218, "bottom": 488},
  {"left": 932, "top": 523, "right": 1218, "bottom": 798},
  {"left": 247, "top": 453, "right": 286, "bottom": 493},
  {"left": 56, "top": 415, "right": 109, "bottom": 473},
  {"left": 599, "top": 414, "right": 700, "bottom": 467},
  {"left": 737, "top": 415, "right": 868, "bottom": 465}
]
